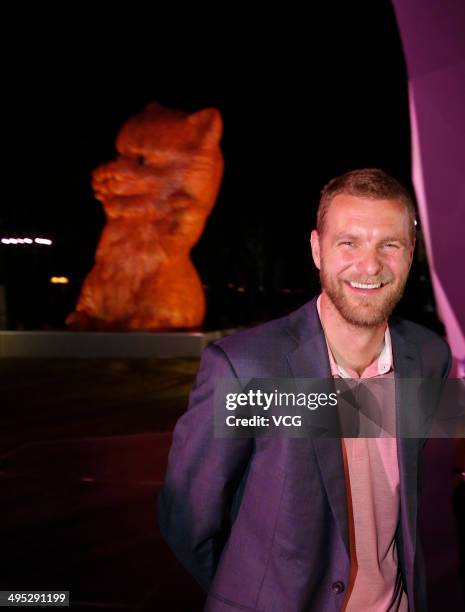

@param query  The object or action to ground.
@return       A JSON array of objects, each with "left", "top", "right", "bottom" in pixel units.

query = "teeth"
[{"left": 350, "top": 281, "right": 382, "bottom": 289}]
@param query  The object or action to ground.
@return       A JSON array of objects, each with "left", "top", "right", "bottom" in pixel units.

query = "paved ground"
[
  {"left": 0, "top": 359, "right": 463, "bottom": 610},
  {"left": 1, "top": 358, "right": 205, "bottom": 610}
]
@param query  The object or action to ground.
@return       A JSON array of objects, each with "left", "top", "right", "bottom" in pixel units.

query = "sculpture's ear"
[
  {"left": 144, "top": 101, "right": 163, "bottom": 113},
  {"left": 188, "top": 108, "right": 223, "bottom": 148}
]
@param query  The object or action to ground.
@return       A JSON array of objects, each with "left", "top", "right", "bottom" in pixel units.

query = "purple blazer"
[{"left": 157, "top": 298, "right": 451, "bottom": 612}]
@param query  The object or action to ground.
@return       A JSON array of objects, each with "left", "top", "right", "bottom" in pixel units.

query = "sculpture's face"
[
  {"left": 91, "top": 103, "right": 223, "bottom": 232},
  {"left": 311, "top": 194, "right": 415, "bottom": 327}
]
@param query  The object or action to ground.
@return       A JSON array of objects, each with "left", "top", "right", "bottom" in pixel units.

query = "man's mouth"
[{"left": 345, "top": 280, "right": 389, "bottom": 293}]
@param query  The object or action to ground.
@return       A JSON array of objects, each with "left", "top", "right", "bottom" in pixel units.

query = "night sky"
[{"left": 3, "top": 2, "right": 433, "bottom": 330}]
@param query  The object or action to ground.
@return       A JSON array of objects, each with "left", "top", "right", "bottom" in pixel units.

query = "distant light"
[
  {"left": 237, "top": 286, "right": 245, "bottom": 293},
  {"left": 1, "top": 236, "right": 53, "bottom": 246},
  {"left": 50, "top": 276, "right": 69, "bottom": 284}
]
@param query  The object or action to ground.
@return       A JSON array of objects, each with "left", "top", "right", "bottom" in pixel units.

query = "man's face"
[{"left": 311, "top": 194, "right": 415, "bottom": 328}]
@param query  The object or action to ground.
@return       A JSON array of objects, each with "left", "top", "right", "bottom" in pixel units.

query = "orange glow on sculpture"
[{"left": 66, "top": 102, "right": 223, "bottom": 330}]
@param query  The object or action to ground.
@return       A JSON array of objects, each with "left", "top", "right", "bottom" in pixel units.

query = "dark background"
[{"left": 0, "top": 1, "right": 441, "bottom": 332}]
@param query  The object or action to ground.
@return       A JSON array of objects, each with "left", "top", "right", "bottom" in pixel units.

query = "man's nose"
[{"left": 355, "top": 249, "right": 382, "bottom": 277}]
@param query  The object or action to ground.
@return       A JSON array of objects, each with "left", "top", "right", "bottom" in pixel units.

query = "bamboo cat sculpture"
[{"left": 67, "top": 102, "right": 223, "bottom": 330}]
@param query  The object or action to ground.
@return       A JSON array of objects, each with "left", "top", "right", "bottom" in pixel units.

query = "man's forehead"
[{"left": 325, "top": 194, "right": 410, "bottom": 232}]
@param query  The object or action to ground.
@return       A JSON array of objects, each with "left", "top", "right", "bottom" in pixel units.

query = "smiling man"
[{"left": 158, "top": 169, "right": 452, "bottom": 612}]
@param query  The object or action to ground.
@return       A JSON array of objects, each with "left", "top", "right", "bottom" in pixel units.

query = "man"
[{"left": 158, "top": 169, "right": 452, "bottom": 611}]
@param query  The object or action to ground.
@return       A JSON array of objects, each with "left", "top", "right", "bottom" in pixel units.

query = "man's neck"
[{"left": 319, "top": 292, "right": 387, "bottom": 376}]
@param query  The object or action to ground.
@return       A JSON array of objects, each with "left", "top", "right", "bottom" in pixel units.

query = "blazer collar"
[{"left": 285, "top": 297, "right": 332, "bottom": 379}]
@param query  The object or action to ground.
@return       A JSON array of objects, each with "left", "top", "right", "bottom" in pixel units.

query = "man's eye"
[
  {"left": 383, "top": 243, "right": 399, "bottom": 249},
  {"left": 137, "top": 155, "right": 145, "bottom": 166},
  {"left": 339, "top": 241, "right": 354, "bottom": 247}
]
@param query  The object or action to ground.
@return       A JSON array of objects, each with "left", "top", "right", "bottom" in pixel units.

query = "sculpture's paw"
[{"left": 65, "top": 310, "right": 93, "bottom": 331}]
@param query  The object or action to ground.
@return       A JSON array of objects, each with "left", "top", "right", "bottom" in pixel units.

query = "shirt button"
[{"left": 331, "top": 581, "right": 345, "bottom": 594}]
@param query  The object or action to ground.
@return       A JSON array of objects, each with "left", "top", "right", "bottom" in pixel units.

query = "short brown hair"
[{"left": 317, "top": 169, "right": 417, "bottom": 243}]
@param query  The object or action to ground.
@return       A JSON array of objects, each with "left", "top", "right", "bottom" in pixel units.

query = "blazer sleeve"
[{"left": 157, "top": 342, "right": 253, "bottom": 592}]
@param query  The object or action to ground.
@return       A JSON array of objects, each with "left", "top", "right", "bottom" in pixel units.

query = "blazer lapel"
[
  {"left": 390, "top": 323, "right": 423, "bottom": 571},
  {"left": 285, "top": 298, "right": 350, "bottom": 557}
]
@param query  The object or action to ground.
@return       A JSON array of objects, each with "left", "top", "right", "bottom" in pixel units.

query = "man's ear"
[
  {"left": 310, "top": 230, "right": 321, "bottom": 270},
  {"left": 408, "top": 238, "right": 416, "bottom": 268}
]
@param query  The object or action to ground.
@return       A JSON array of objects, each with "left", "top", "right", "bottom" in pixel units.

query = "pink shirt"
[{"left": 316, "top": 296, "right": 408, "bottom": 611}]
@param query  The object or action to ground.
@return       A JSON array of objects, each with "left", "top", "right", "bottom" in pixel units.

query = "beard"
[{"left": 320, "top": 260, "right": 408, "bottom": 328}]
